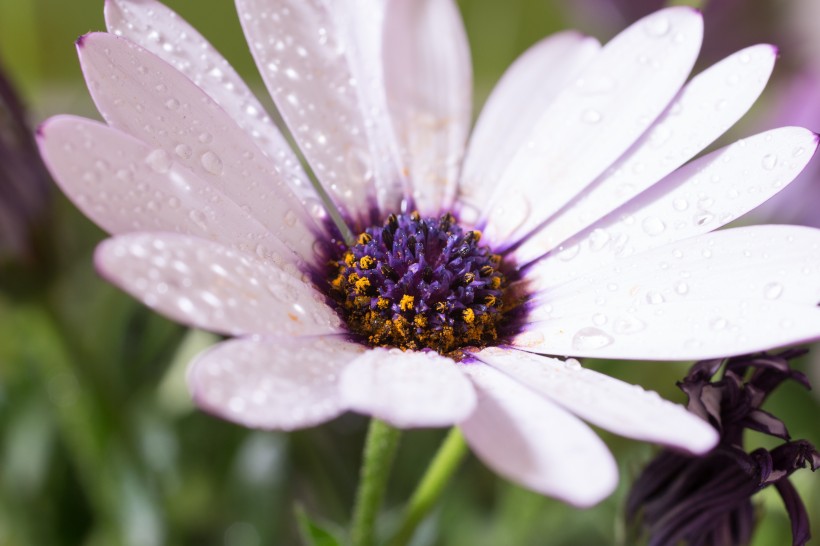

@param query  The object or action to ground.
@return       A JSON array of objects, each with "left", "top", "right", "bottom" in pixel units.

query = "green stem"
[
  {"left": 350, "top": 419, "right": 402, "bottom": 546},
  {"left": 665, "top": 0, "right": 709, "bottom": 10},
  {"left": 387, "top": 428, "right": 469, "bottom": 546}
]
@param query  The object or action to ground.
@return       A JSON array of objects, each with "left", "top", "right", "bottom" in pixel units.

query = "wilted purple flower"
[
  {"left": 627, "top": 351, "right": 820, "bottom": 546},
  {"left": 0, "top": 64, "right": 51, "bottom": 265},
  {"left": 37, "top": 0, "right": 820, "bottom": 506}
]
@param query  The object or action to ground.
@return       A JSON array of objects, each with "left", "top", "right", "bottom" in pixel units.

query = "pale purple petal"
[
  {"left": 471, "top": 347, "right": 717, "bottom": 454},
  {"left": 382, "top": 0, "right": 472, "bottom": 216},
  {"left": 514, "top": 44, "right": 778, "bottom": 264},
  {"left": 481, "top": 8, "right": 703, "bottom": 246},
  {"left": 338, "top": 348, "right": 476, "bottom": 428},
  {"left": 189, "top": 336, "right": 364, "bottom": 430},
  {"left": 236, "top": 0, "right": 405, "bottom": 224},
  {"left": 515, "top": 226, "right": 820, "bottom": 360},
  {"left": 38, "top": 115, "right": 301, "bottom": 269},
  {"left": 460, "top": 362, "right": 618, "bottom": 507},
  {"left": 95, "top": 233, "right": 344, "bottom": 337},
  {"left": 525, "top": 127, "right": 820, "bottom": 288},
  {"left": 77, "top": 32, "right": 324, "bottom": 264},
  {"left": 104, "top": 0, "right": 317, "bottom": 207},
  {"left": 458, "top": 31, "right": 600, "bottom": 225}
]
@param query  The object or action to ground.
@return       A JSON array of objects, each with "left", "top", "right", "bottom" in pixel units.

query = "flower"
[
  {"left": 627, "top": 351, "right": 820, "bottom": 546},
  {"left": 37, "top": 0, "right": 820, "bottom": 507},
  {"left": 0, "top": 63, "right": 51, "bottom": 266}
]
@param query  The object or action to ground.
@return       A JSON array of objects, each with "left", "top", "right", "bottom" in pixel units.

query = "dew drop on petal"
[
  {"left": 581, "top": 109, "right": 602, "bottom": 124},
  {"left": 571, "top": 327, "right": 614, "bottom": 351},
  {"left": 761, "top": 154, "right": 778, "bottom": 171},
  {"left": 641, "top": 216, "right": 666, "bottom": 236},
  {"left": 613, "top": 315, "right": 646, "bottom": 335},
  {"left": 592, "top": 313, "right": 608, "bottom": 326},
  {"left": 145, "top": 149, "right": 172, "bottom": 173},
  {"left": 644, "top": 15, "right": 671, "bottom": 37},
  {"left": 675, "top": 281, "right": 689, "bottom": 295},
  {"left": 174, "top": 144, "right": 192, "bottom": 159},
  {"left": 200, "top": 151, "right": 224, "bottom": 175},
  {"left": 563, "top": 359, "right": 582, "bottom": 371},
  {"left": 645, "top": 291, "right": 665, "bottom": 305},
  {"left": 710, "top": 317, "right": 727, "bottom": 331},
  {"left": 763, "top": 282, "right": 783, "bottom": 300}
]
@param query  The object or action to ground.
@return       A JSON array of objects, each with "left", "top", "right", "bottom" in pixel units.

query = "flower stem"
[
  {"left": 350, "top": 418, "right": 402, "bottom": 546},
  {"left": 387, "top": 428, "right": 469, "bottom": 546}
]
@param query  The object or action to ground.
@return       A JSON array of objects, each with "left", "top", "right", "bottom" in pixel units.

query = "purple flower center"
[{"left": 327, "top": 212, "right": 515, "bottom": 357}]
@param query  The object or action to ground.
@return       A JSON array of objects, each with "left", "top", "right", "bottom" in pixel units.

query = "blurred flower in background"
[
  {"left": 0, "top": 64, "right": 51, "bottom": 269},
  {"left": 627, "top": 351, "right": 820, "bottom": 546}
]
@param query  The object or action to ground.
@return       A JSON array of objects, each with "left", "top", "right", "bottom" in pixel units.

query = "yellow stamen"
[
  {"left": 357, "top": 232, "right": 372, "bottom": 245},
  {"left": 355, "top": 277, "right": 371, "bottom": 294},
  {"left": 490, "top": 277, "right": 502, "bottom": 289},
  {"left": 376, "top": 296, "right": 390, "bottom": 310},
  {"left": 463, "top": 308, "right": 475, "bottom": 324},
  {"left": 359, "top": 255, "right": 375, "bottom": 270},
  {"left": 399, "top": 294, "right": 415, "bottom": 311}
]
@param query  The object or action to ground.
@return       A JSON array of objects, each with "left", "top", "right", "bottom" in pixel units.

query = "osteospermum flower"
[{"left": 37, "top": 0, "right": 820, "bottom": 506}]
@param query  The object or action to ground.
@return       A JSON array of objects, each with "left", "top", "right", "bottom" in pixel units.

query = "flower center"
[{"left": 328, "top": 212, "right": 513, "bottom": 357}]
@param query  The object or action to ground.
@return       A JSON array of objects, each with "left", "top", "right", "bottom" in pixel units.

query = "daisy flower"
[{"left": 37, "top": 0, "right": 820, "bottom": 508}]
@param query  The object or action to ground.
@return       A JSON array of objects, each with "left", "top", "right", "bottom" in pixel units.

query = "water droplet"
[
  {"left": 284, "top": 67, "right": 299, "bottom": 80},
  {"left": 563, "top": 359, "right": 582, "bottom": 371},
  {"left": 581, "top": 109, "right": 602, "bottom": 124},
  {"left": 645, "top": 291, "right": 665, "bottom": 305},
  {"left": 174, "top": 144, "right": 192, "bottom": 159},
  {"left": 710, "top": 317, "right": 727, "bottom": 330},
  {"left": 189, "top": 209, "right": 208, "bottom": 230},
  {"left": 165, "top": 98, "right": 180, "bottom": 110},
  {"left": 588, "top": 229, "right": 611, "bottom": 251},
  {"left": 693, "top": 212, "right": 714, "bottom": 227},
  {"left": 592, "top": 313, "right": 608, "bottom": 326},
  {"left": 284, "top": 210, "right": 298, "bottom": 227},
  {"left": 198, "top": 132, "right": 213, "bottom": 144},
  {"left": 761, "top": 154, "right": 778, "bottom": 170},
  {"left": 763, "top": 282, "right": 783, "bottom": 300},
  {"left": 642, "top": 216, "right": 666, "bottom": 236},
  {"left": 145, "top": 149, "right": 172, "bottom": 173},
  {"left": 673, "top": 198, "right": 688, "bottom": 211},
  {"left": 571, "top": 327, "right": 614, "bottom": 351},
  {"left": 675, "top": 281, "right": 689, "bottom": 295},
  {"left": 613, "top": 315, "right": 646, "bottom": 335},
  {"left": 557, "top": 244, "right": 580, "bottom": 262},
  {"left": 644, "top": 16, "right": 671, "bottom": 37},
  {"left": 200, "top": 151, "right": 224, "bottom": 175}
]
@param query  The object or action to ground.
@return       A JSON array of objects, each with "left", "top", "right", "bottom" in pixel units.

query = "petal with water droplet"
[
  {"left": 525, "top": 127, "right": 820, "bottom": 289},
  {"left": 458, "top": 31, "right": 600, "bottom": 227},
  {"left": 470, "top": 347, "right": 717, "bottom": 453},
  {"left": 382, "top": 0, "right": 471, "bottom": 216},
  {"left": 76, "top": 32, "right": 322, "bottom": 264},
  {"left": 514, "top": 44, "right": 778, "bottom": 263},
  {"left": 481, "top": 7, "right": 703, "bottom": 246},
  {"left": 95, "top": 233, "right": 343, "bottom": 337},
  {"left": 104, "top": 0, "right": 316, "bottom": 205},
  {"left": 235, "top": 0, "right": 405, "bottom": 224},
  {"left": 339, "top": 348, "right": 475, "bottom": 428},
  {"left": 459, "top": 362, "right": 618, "bottom": 507},
  {"left": 189, "top": 336, "right": 363, "bottom": 430},
  {"left": 38, "top": 115, "right": 303, "bottom": 268}
]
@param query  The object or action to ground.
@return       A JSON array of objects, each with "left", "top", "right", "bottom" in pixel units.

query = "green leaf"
[{"left": 295, "top": 505, "right": 344, "bottom": 546}]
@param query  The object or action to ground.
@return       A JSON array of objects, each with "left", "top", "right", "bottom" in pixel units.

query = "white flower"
[{"left": 38, "top": 0, "right": 820, "bottom": 507}]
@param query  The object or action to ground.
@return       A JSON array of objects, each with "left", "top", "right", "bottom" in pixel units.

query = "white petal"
[
  {"left": 38, "top": 115, "right": 299, "bottom": 268},
  {"left": 189, "top": 336, "right": 364, "bottom": 430},
  {"left": 383, "top": 0, "right": 472, "bottom": 215},
  {"left": 515, "top": 226, "right": 820, "bottom": 360},
  {"left": 514, "top": 44, "right": 778, "bottom": 264},
  {"left": 471, "top": 347, "right": 717, "bottom": 454},
  {"left": 457, "top": 31, "right": 600, "bottom": 225},
  {"left": 236, "top": 0, "right": 405, "bottom": 224},
  {"left": 460, "top": 362, "right": 618, "bottom": 507},
  {"left": 95, "top": 233, "right": 343, "bottom": 337},
  {"left": 77, "top": 33, "right": 324, "bottom": 264},
  {"left": 339, "top": 348, "right": 476, "bottom": 428},
  {"left": 104, "top": 0, "right": 316, "bottom": 206},
  {"left": 525, "top": 127, "right": 820, "bottom": 288},
  {"left": 482, "top": 8, "right": 703, "bottom": 246}
]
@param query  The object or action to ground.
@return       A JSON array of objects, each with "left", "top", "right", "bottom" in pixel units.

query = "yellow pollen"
[
  {"left": 463, "top": 308, "right": 475, "bottom": 324},
  {"left": 462, "top": 272, "right": 475, "bottom": 285},
  {"left": 471, "top": 230, "right": 482, "bottom": 242},
  {"left": 410, "top": 210, "right": 421, "bottom": 221},
  {"left": 490, "top": 277, "right": 502, "bottom": 289},
  {"left": 357, "top": 232, "right": 372, "bottom": 245},
  {"left": 484, "top": 295, "right": 497, "bottom": 307},
  {"left": 376, "top": 296, "right": 390, "bottom": 310},
  {"left": 359, "top": 255, "right": 375, "bottom": 270},
  {"left": 435, "top": 301, "right": 448, "bottom": 313},
  {"left": 399, "top": 294, "right": 415, "bottom": 311},
  {"left": 347, "top": 272, "right": 360, "bottom": 283},
  {"left": 344, "top": 252, "right": 356, "bottom": 267},
  {"left": 355, "top": 277, "right": 371, "bottom": 294},
  {"left": 414, "top": 315, "right": 428, "bottom": 327},
  {"left": 331, "top": 274, "right": 344, "bottom": 289}
]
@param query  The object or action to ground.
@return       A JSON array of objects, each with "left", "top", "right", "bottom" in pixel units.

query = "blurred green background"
[{"left": 1, "top": 0, "right": 818, "bottom": 545}]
